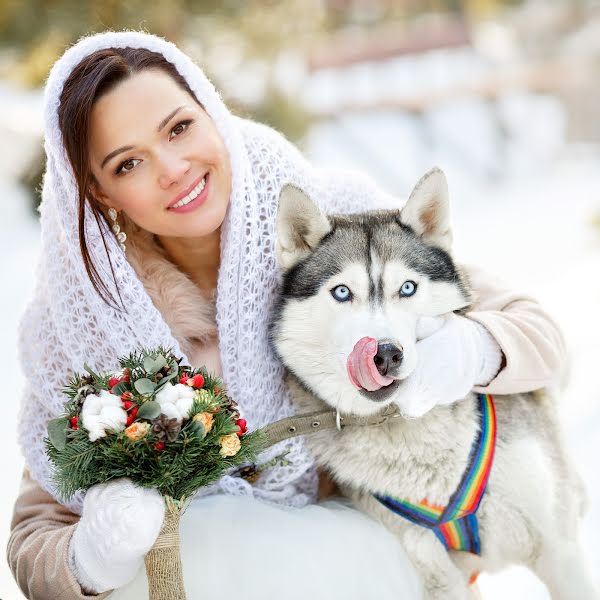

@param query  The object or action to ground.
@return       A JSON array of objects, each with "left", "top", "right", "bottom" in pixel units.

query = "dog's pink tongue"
[{"left": 347, "top": 337, "right": 394, "bottom": 391}]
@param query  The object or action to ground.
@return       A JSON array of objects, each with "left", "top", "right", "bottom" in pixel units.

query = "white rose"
[
  {"left": 81, "top": 389, "right": 128, "bottom": 442},
  {"left": 155, "top": 383, "right": 196, "bottom": 423}
]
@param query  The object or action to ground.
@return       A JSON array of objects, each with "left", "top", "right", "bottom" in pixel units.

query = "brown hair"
[{"left": 58, "top": 47, "right": 198, "bottom": 309}]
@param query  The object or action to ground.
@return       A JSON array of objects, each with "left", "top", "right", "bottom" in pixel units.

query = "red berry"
[
  {"left": 235, "top": 418, "right": 247, "bottom": 437},
  {"left": 179, "top": 374, "right": 189, "bottom": 385},
  {"left": 126, "top": 414, "right": 134, "bottom": 427},
  {"left": 122, "top": 400, "right": 134, "bottom": 410},
  {"left": 109, "top": 377, "right": 120, "bottom": 388},
  {"left": 72, "top": 425, "right": 78, "bottom": 431},
  {"left": 188, "top": 374, "right": 205, "bottom": 388},
  {"left": 154, "top": 441, "right": 165, "bottom": 451},
  {"left": 120, "top": 373, "right": 130, "bottom": 383},
  {"left": 70, "top": 416, "right": 78, "bottom": 426},
  {"left": 130, "top": 406, "right": 138, "bottom": 419}
]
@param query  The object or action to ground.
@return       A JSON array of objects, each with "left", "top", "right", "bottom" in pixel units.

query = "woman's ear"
[{"left": 88, "top": 178, "right": 113, "bottom": 209}]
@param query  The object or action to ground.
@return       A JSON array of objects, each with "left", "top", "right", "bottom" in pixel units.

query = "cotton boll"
[
  {"left": 155, "top": 382, "right": 179, "bottom": 405},
  {"left": 81, "top": 394, "right": 103, "bottom": 414},
  {"left": 174, "top": 385, "right": 195, "bottom": 418},
  {"left": 160, "top": 402, "right": 182, "bottom": 422},
  {"left": 83, "top": 416, "right": 104, "bottom": 442},
  {"left": 175, "top": 394, "right": 194, "bottom": 420},
  {"left": 156, "top": 383, "right": 196, "bottom": 422},
  {"left": 99, "top": 405, "right": 128, "bottom": 432},
  {"left": 80, "top": 390, "right": 128, "bottom": 441},
  {"left": 100, "top": 390, "right": 123, "bottom": 408}
]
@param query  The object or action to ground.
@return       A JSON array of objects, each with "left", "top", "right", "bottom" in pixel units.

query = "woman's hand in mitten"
[
  {"left": 69, "top": 478, "right": 165, "bottom": 593},
  {"left": 393, "top": 314, "right": 503, "bottom": 418}
]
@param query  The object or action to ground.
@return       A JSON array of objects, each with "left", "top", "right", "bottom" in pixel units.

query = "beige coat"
[{"left": 7, "top": 229, "right": 567, "bottom": 600}]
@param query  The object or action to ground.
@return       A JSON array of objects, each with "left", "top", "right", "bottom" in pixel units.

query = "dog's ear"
[
  {"left": 399, "top": 167, "right": 452, "bottom": 252},
  {"left": 277, "top": 185, "right": 332, "bottom": 270}
]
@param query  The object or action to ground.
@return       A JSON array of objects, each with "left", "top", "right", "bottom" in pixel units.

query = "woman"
[{"left": 8, "top": 31, "right": 565, "bottom": 600}]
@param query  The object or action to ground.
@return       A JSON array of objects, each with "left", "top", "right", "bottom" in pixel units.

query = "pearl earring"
[{"left": 108, "top": 207, "right": 127, "bottom": 252}]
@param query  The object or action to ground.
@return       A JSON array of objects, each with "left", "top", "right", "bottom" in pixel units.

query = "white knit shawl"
[{"left": 17, "top": 31, "right": 394, "bottom": 514}]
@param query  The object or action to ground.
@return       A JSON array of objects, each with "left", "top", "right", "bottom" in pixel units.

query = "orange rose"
[
  {"left": 193, "top": 411, "right": 214, "bottom": 433},
  {"left": 219, "top": 433, "right": 241, "bottom": 457},
  {"left": 124, "top": 421, "right": 150, "bottom": 441}
]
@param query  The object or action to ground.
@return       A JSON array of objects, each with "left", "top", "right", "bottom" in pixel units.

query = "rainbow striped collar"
[{"left": 374, "top": 393, "right": 497, "bottom": 555}]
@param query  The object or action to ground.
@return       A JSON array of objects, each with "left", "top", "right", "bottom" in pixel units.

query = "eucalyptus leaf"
[
  {"left": 152, "top": 355, "right": 167, "bottom": 372},
  {"left": 83, "top": 362, "right": 99, "bottom": 379},
  {"left": 190, "top": 420, "right": 206, "bottom": 439},
  {"left": 143, "top": 354, "right": 168, "bottom": 375},
  {"left": 155, "top": 366, "right": 179, "bottom": 389},
  {"left": 48, "top": 417, "right": 69, "bottom": 451},
  {"left": 134, "top": 378, "right": 156, "bottom": 395},
  {"left": 137, "top": 401, "right": 161, "bottom": 420},
  {"left": 112, "top": 382, "right": 129, "bottom": 396},
  {"left": 143, "top": 356, "right": 155, "bottom": 373}
]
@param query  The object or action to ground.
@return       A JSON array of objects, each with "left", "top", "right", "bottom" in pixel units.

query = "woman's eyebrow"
[
  {"left": 101, "top": 145, "right": 134, "bottom": 169},
  {"left": 157, "top": 105, "right": 185, "bottom": 132},
  {"left": 101, "top": 105, "right": 187, "bottom": 169}
]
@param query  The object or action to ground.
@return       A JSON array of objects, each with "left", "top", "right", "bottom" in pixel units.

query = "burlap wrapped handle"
[{"left": 144, "top": 497, "right": 187, "bottom": 600}]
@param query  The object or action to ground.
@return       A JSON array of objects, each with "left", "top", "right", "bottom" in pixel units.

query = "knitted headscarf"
[{"left": 17, "top": 31, "right": 392, "bottom": 514}]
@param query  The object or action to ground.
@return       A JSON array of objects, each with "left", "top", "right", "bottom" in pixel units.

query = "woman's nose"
[{"left": 157, "top": 153, "right": 190, "bottom": 189}]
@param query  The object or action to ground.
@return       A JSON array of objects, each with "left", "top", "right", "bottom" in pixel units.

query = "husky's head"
[{"left": 271, "top": 168, "right": 472, "bottom": 416}]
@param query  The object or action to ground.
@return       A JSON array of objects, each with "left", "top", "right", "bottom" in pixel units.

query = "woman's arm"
[
  {"left": 464, "top": 263, "right": 567, "bottom": 395},
  {"left": 7, "top": 469, "right": 111, "bottom": 600}
]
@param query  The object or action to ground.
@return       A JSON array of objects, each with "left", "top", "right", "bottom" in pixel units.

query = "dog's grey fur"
[{"left": 270, "top": 169, "right": 598, "bottom": 599}]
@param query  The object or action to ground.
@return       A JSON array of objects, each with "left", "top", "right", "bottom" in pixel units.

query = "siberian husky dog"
[{"left": 270, "top": 169, "right": 598, "bottom": 600}]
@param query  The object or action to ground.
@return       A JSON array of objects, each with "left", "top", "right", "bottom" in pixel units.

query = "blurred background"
[{"left": 1, "top": 0, "right": 599, "bottom": 598}]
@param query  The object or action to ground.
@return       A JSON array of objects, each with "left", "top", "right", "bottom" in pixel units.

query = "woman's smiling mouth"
[{"left": 168, "top": 173, "right": 209, "bottom": 212}]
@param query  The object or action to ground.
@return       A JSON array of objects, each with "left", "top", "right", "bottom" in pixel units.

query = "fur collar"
[{"left": 124, "top": 220, "right": 217, "bottom": 359}]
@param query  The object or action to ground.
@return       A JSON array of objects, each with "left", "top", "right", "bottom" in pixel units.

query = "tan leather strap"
[{"left": 261, "top": 404, "right": 402, "bottom": 448}]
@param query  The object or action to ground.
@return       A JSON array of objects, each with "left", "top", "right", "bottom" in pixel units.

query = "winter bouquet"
[{"left": 45, "top": 347, "right": 265, "bottom": 600}]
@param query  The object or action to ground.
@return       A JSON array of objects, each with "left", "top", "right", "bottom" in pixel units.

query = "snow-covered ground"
[{"left": 1, "top": 70, "right": 598, "bottom": 599}]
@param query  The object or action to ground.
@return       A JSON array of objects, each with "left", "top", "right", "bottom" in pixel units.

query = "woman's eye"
[
  {"left": 169, "top": 119, "right": 192, "bottom": 140},
  {"left": 400, "top": 280, "right": 417, "bottom": 297},
  {"left": 331, "top": 285, "right": 352, "bottom": 302},
  {"left": 116, "top": 158, "right": 141, "bottom": 175}
]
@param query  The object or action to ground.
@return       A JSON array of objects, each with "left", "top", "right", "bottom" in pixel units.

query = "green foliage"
[{"left": 46, "top": 347, "right": 266, "bottom": 502}]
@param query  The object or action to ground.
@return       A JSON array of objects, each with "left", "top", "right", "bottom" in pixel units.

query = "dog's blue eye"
[
  {"left": 331, "top": 285, "right": 352, "bottom": 302},
  {"left": 400, "top": 281, "right": 417, "bottom": 297}
]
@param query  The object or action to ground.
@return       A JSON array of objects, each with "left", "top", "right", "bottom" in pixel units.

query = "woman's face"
[{"left": 88, "top": 69, "right": 232, "bottom": 239}]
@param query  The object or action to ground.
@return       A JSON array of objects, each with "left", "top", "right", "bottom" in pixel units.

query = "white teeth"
[{"left": 171, "top": 176, "right": 206, "bottom": 209}]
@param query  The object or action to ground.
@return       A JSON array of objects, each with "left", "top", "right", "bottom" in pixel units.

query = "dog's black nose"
[{"left": 373, "top": 343, "right": 403, "bottom": 376}]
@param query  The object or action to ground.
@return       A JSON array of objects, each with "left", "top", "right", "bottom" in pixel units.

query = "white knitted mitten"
[
  {"left": 395, "top": 313, "right": 503, "bottom": 418},
  {"left": 69, "top": 478, "right": 165, "bottom": 593}
]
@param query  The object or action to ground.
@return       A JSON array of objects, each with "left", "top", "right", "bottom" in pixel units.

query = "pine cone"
[
  {"left": 158, "top": 364, "right": 172, "bottom": 377},
  {"left": 238, "top": 465, "right": 261, "bottom": 484},
  {"left": 224, "top": 397, "right": 238, "bottom": 411},
  {"left": 151, "top": 414, "right": 181, "bottom": 443},
  {"left": 74, "top": 384, "right": 98, "bottom": 410}
]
